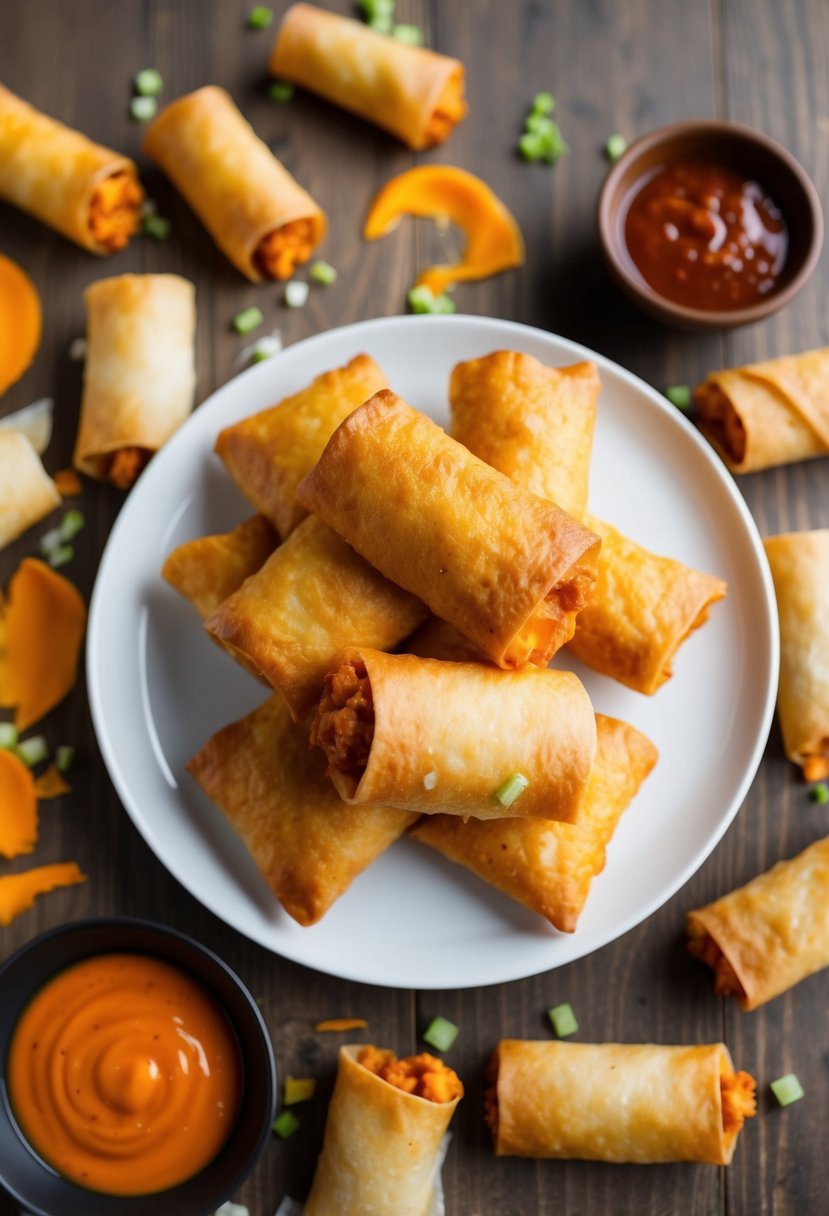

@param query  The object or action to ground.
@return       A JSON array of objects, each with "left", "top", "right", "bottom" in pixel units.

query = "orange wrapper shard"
[
  {"left": 0, "top": 749, "right": 38, "bottom": 859},
  {"left": 0, "top": 862, "right": 86, "bottom": 926},
  {"left": 33, "top": 764, "right": 71, "bottom": 800},
  {"left": 0, "top": 254, "right": 41, "bottom": 396},
  {"left": 315, "top": 1018, "right": 368, "bottom": 1033}
]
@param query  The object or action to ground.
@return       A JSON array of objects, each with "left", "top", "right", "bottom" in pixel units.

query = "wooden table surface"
[{"left": 1, "top": 1, "right": 828, "bottom": 1213}]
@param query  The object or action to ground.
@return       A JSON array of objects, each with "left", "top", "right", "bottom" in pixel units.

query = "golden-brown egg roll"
[
  {"left": 305, "top": 1045, "right": 462, "bottom": 1216},
  {"left": 73, "top": 275, "right": 196, "bottom": 488},
  {"left": 0, "top": 85, "right": 143, "bottom": 253},
  {"left": 693, "top": 348, "right": 829, "bottom": 473},
  {"left": 297, "top": 391, "right": 601, "bottom": 668},
  {"left": 215, "top": 354, "right": 388, "bottom": 538},
  {"left": 187, "top": 697, "right": 415, "bottom": 926},
  {"left": 763, "top": 530, "right": 829, "bottom": 780},
  {"left": 0, "top": 431, "right": 60, "bottom": 550},
  {"left": 142, "top": 86, "right": 325, "bottom": 282},
  {"left": 411, "top": 714, "right": 657, "bottom": 931},
  {"left": 204, "top": 516, "right": 427, "bottom": 721},
  {"left": 486, "top": 1040, "right": 755, "bottom": 1164},
  {"left": 162, "top": 516, "right": 277, "bottom": 620},
  {"left": 311, "top": 646, "right": 596, "bottom": 823},
  {"left": 687, "top": 835, "right": 829, "bottom": 1011},
  {"left": 270, "top": 4, "right": 467, "bottom": 151}
]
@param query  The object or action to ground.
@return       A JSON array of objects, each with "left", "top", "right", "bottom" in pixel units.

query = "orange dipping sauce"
[{"left": 7, "top": 953, "right": 241, "bottom": 1195}]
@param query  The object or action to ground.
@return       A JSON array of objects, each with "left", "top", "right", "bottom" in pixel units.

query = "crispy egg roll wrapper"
[
  {"left": 687, "top": 835, "right": 829, "bottom": 1010},
  {"left": 312, "top": 646, "right": 596, "bottom": 823},
  {"left": 693, "top": 348, "right": 829, "bottom": 473},
  {"left": 0, "top": 432, "right": 60, "bottom": 550},
  {"left": 270, "top": 4, "right": 467, "bottom": 151},
  {"left": 215, "top": 354, "right": 388, "bottom": 538},
  {"left": 763, "top": 530, "right": 829, "bottom": 779},
  {"left": 73, "top": 274, "right": 196, "bottom": 484},
  {"left": 297, "top": 391, "right": 601, "bottom": 668},
  {"left": 161, "top": 516, "right": 277, "bottom": 620},
  {"left": 489, "top": 1040, "right": 754, "bottom": 1164},
  {"left": 449, "top": 352, "right": 599, "bottom": 518},
  {"left": 0, "top": 85, "right": 142, "bottom": 253},
  {"left": 204, "top": 515, "right": 427, "bottom": 721},
  {"left": 411, "top": 714, "right": 657, "bottom": 931},
  {"left": 142, "top": 86, "right": 325, "bottom": 282},
  {"left": 305, "top": 1045, "right": 461, "bottom": 1216},
  {"left": 187, "top": 697, "right": 415, "bottom": 926}
]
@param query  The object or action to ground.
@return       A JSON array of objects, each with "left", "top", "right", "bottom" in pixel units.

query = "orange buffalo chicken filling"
[
  {"left": 693, "top": 383, "right": 748, "bottom": 465},
  {"left": 358, "top": 1047, "right": 463, "bottom": 1104},
  {"left": 687, "top": 928, "right": 747, "bottom": 1002},
  {"left": 105, "top": 445, "right": 153, "bottom": 489},
  {"left": 254, "top": 218, "right": 318, "bottom": 280},
  {"left": 311, "top": 656, "right": 375, "bottom": 784},
  {"left": 721, "top": 1068, "right": 757, "bottom": 1136},
  {"left": 88, "top": 172, "right": 143, "bottom": 252},
  {"left": 423, "top": 69, "right": 468, "bottom": 147}
]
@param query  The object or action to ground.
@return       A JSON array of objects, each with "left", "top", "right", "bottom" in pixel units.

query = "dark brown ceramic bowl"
[{"left": 598, "top": 120, "right": 823, "bottom": 329}]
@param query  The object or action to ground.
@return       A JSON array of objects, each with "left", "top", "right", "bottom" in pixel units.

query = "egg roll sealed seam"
[
  {"left": 270, "top": 3, "right": 467, "bottom": 151},
  {"left": 0, "top": 431, "right": 60, "bottom": 551},
  {"left": 687, "top": 835, "right": 829, "bottom": 1011},
  {"left": 161, "top": 516, "right": 278, "bottom": 621},
  {"left": 296, "top": 390, "right": 601, "bottom": 668},
  {"left": 142, "top": 85, "right": 325, "bottom": 282},
  {"left": 0, "top": 84, "right": 142, "bottom": 253}
]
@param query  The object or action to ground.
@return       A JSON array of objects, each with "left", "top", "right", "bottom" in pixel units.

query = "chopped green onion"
[
  {"left": 68, "top": 337, "right": 87, "bottom": 362},
  {"left": 247, "top": 5, "right": 273, "bottom": 28},
  {"left": 215, "top": 1203, "right": 250, "bottom": 1216},
  {"left": 269, "top": 80, "right": 295, "bottom": 103},
  {"left": 129, "top": 96, "right": 157, "bottom": 123},
  {"left": 548, "top": 1002, "right": 579, "bottom": 1038},
  {"left": 285, "top": 280, "right": 310, "bottom": 308},
  {"left": 368, "top": 13, "right": 394, "bottom": 32},
  {"left": 39, "top": 527, "right": 63, "bottom": 556},
  {"left": 392, "top": 24, "right": 423, "bottom": 45},
  {"left": 251, "top": 336, "right": 283, "bottom": 363},
  {"left": 407, "top": 284, "right": 456, "bottom": 315},
  {"left": 55, "top": 745, "right": 75, "bottom": 774},
  {"left": 48, "top": 544, "right": 74, "bottom": 569},
  {"left": 532, "top": 91, "right": 555, "bottom": 115},
  {"left": 605, "top": 133, "right": 628, "bottom": 163},
  {"left": 666, "top": 385, "right": 692, "bottom": 411},
  {"left": 309, "top": 260, "right": 338, "bottom": 286},
  {"left": 518, "top": 132, "right": 545, "bottom": 162},
  {"left": 59, "top": 509, "right": 84, "bottom": 543},
  {"left": 526, "top": 113, "right": 556, "bottom": 137},
  {"left": 140, "top": 198, "right": 158, "bottom": 219},
  {"left": 810, "top": 783, "right": 829, "bottom": 804},
  {"left": 423, "top": 1015, "right": 459, "bottom": 1052},
  {"left": 493, "top": 773, "right": 529, "bottom": 808},
  {"left": 360, "top": 0, "right": 394, "bottom": 16},
  {"left": 233, "top": 305, "right": 265, "bottom": 335},
  {"left": 770, "top": 1074, "right": 804, "bottom": 1107},
  {"left": 142, "top": 214, "right": 171, "bottom": 241},
  {"left": 273, "top": 1110, "right": 301, "bottom": 1138},
  {"left": 0, "top": 723, "right": 18, "bottom": 750},
  {"left": 16, "top": 735, "right": 48, "bottom": 767},
  {"left": 540, "top": 127, "right": 568, "bottom": 164},
  {"left": 283, "top": 1076, "right": 316, "bottom": 1105},
  {"left": 134, "top": 68, "right": 163, "bottom": 97}
]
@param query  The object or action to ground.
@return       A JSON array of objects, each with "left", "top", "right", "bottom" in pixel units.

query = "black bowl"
[{"left": 0, "top": 917, "right": 276, "bottom": 1216}]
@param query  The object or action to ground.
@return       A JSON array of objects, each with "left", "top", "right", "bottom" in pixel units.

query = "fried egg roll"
[
  {"left": 486, "top": 1040, "right": 755, "bottom": 1164},
  {"left": 311, "top": 646, "right": 596, "bottom": 823},
  {"left": 73, "top": 274, "right": 196, "bottom": 487},
  {"left": 297, "top": 391, "right": 600, "bottom": 668},
  {"left": 162, "top": 516, "right": 277, "bottom": 620},
  {"left": 204, "top": 516, "right": 427, "bottom": 721},
  {"left": 687, "top": 835, "right": 829, "bottom": 1010},
  {"left": 270, "top": 4, "right": 467, "bottom": 151},
  {"left": 188, "top": 697, "right": 414, "bottom": 925},
  {"left": 0, "top": 85, "right": 143, "bottom": 253},
  {"left": 411, "top": 714, "right": 657, "bottom": 931},
  {"left": 216, "top": 354, "right": 388, "bottom": 538},
  {"left": 0, "top": 432, "right": 60, "bottom": 551},
  {"left": 763, "top": 530, "right": 829, "bottom": 779},
  {"left": 305, "top": 1045, "right": 462, "bottom": 1216},
  {"left": 693, "top": 348, "right": 829, "bottom": 473},
  {"left": 142, "top": 86, "right": 325, "bottom": 282}
]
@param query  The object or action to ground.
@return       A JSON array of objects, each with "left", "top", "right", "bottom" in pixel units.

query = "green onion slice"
[
  {"left": 548, "top": 1002, "right": 579, "bottom": 1037},
  {"left": 284, "top": 280, "right": 310, "bottom": 308},
  {"left": 665, "top": 385, "right": 692, "bottom": 411},
  {"left": 68, "top": 337, "right": 88, "bottom": 362},
  {"left": 407, "top": 284, "right": 456, "bottom": 315},
  {"left": 532, "top": 91, "right": 555, "bottom": 115},
  {"left": 48, "top": 544, "right": 74, "bottom": 569},
  {"left": 392, "top": 24, "right": 423, "bottom": 45},
  {"left": 493, "top": 773, "right": 529, "bottom": 807},
  {"left": 134, "top": 68, "right": 163, "bottom": 97},
  {"left": 605, "top": 133, "right": 628, "bottom": 163},
  {"left": 59, "top": 509, "right": 84, "bottom": 542},
  {"left": 770, "top": 1074, "right": 804, "bottom": 1106},
  {"left": 283, "top": 1076, "right": 316, "bottom": 1105},
  {"left": 423, "top": 1015, "right": 459, "bottom": 1052},
  {"left": 142, "top": 214, "right": 171, "bottom": 241},
  {"left": 233, "top": 306, "right": 265, "bottom": 335},
  {"left": 129, "top": 96, "right": 157, "bottom": 123},
  {"left": 269, "top": 81, "right": 295, "bottom": 103},
  {"left": 810, "top": 783, "right": 829, "bottom": 804},
  {"left": 16, "top": 735, "right": 48, "bottom": 767},
  {"left": 360, "top": 0, "right": 395, "bottom": 17},
  {"left": 518, "top": 132, "right": 546, "bottom": 162},
  {"left": 247, "top": 6, "right": 273, "bottom": 28},
  {"left": 39, "top": 527, "right": 63, "bottom": 556},
  {"left": 273, "top": 1110, "right": 301, "bottom": 1138},
  {"left": 368, "top": 14, "right": 394, "bottom": 32},
  {"left": 309, "top": 260, "right": 338, "bottom": 286},
  {"left": 55, "top": 745, "right": 75, "bottom": 774},
  {"left": 0, "top": 723, "right": 18, "bottom": 750}
]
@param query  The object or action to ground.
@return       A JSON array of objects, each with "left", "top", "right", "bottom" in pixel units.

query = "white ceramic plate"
[{"left": 87, "top": 315, "right": 777, "bottom": 989}]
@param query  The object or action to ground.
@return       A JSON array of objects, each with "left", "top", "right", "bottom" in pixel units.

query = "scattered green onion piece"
[
  {"left": 59, "top": 509, "right": 84, "bottom": 543},
  {"left": 392, "top": 24, "right": 423, "bottom": 45},
  {"left": 134, "top": 68, "right": 163, "bottom": 97},
  {"left": 285, "top": 280, "right": 310, "bottom": 308},
  {"left": 360, "top": 0, "right": 394, "bottom": 17},
  {"left": 431, "top": 292, "right": 456, "bottom": 315},
  {"left": 215, "top": 1203, "right": 250, "bottom": 1216},
  {"left": 48, "top": 544, "right": 74, "bottom": 569},
  {"left": 250, "top": 336, "right": 283, "bottom": 363},
  {"left": 770, "top": 1074, "right": 804, "bottom": 1107},
  {"left": 39, "top": 527, "right": 63, "bottom": 556},
  {"left": 525, "top": 113, "right": 555, "bottom": 137},
  {"left": 129, "top": 96, "right": 157, "bottom": 123},
  {"left": 368, "top": 13, "right": 394, "bottom": 32},
  {"left": 605, "top": 133, "right": 628, "bottom": 163},
  {"left": 408, "top": 284, "right": 436, "bottom": 313},
  {"left": 0, "top": 723, "right": 18, "bottom": 750},
  {"left": 540, "top": 126, "right": 568, "bottom": 163},
  {"left": 68, "top": 337, "right": 87, "bottom": 362},
  {"left": 143, "top": 214, "right": 171, "bottom": 241},
  {"left": 55, "top": 745, "right": 75, "bottom": 774},
  {"left": 493, "top": 772, "right": 529, "bottom": 808},
  {"left": 140, "top": 197, "right": 158, "bottom": 219},
  {"left": 273, "top": 1110, "right": 301, "bottom": 1138},
  {"left": 518, "top": 132, "right": 546, "bottom": 162},
  {"left": 16, "top": 735, "right": 48, "bottom": 767},
  {"left": 283, "top": 1076, "right": 316, "bottom": 1105},
  {"left": 310, "top": 260, "right": 338, "bottom": 286},
  {"left": 247, "top": 6, "right": 273, "bottom": 28},
  {"left": 548, "top": 1002, "right": 579, "bottom": 1038},
  {"left": 233, "top": 305, "right": 265, "bottom": 335},
  {"left": 665, "top": 384, "right": 692, "bottom": 411},
  {"left": 423, "top": 1015, "right": 459, "bottom": 1053},
  {"left": 532, "top": 91, "right": 555, "bottom": 115},
  {"left": 810, "top": 783, "right": 829, "bottom": 804},
  {"left": 269, "top": 80, "right": 295, "bottom": 103}
]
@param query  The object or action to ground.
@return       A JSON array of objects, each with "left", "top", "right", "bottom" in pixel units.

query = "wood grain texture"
[{"left": 1, "top": 1, "right": 828, "bottom": 1214}]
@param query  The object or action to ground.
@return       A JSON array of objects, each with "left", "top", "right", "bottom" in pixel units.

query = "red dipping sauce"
[{"left": 624, "top": 160, "right": 787, "bottom": 310}]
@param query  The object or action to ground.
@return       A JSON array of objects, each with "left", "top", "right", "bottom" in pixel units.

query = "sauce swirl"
[{"left": 8, "top": 953, "right": 241, "bottom": 1195}]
